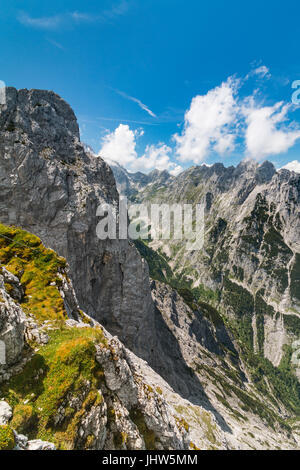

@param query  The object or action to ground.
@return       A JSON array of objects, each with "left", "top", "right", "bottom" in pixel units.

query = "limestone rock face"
[
  {"left": 94, "top": 331, "right": 192, "bottom": 450},
  {"left": 104, "top": 158, "right": 172, "bottom": 199},
  {"left": 0, "top": 272, "right": 26, "bottom": 370},
  {"left": 0, "top": 260, "right": 219, "bottom": 450},
  {"left": 0, "top": 242, "right": 194, "bottom": 450},
  {"left": 25, "top": 439, "right": 56, "bottom": 451},
  {"left": 0, "top": 400, "right": 12, "bottom": 424},
  {"left": 0, "top": 87, "right": 155, "bottom": 359}
]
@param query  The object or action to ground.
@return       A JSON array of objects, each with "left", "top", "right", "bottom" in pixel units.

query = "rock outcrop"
[
  {"left": 0, "top": 270, "right": 26, "bottom": 377},
  {"left": 0, "top": 400, "right": 55, "bottom": 450}
]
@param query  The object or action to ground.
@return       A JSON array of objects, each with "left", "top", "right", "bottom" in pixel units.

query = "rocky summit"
[{"left": 0, "top": 88, "right": 299, "bottom": 450}]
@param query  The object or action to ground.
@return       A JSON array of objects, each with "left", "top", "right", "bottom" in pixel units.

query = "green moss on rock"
[
  {"left": 11, "top": 404, "right": 37, "bottom": 434},
  {"left": 0, "top": 425, "right": 15, "bottom": 450},
  {"left": 0, "top": 223, "right": 67, "bottom": 323},
  {"left": 129, "top": 408, "right": 157, "bottom": 450},
  {"left": 1, "top": 326, "right": 107, "bottom": 449}
]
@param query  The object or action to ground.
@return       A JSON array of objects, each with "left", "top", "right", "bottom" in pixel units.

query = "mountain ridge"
[{"left": 110, "top": 158, "right": 300, "bottom": 376}]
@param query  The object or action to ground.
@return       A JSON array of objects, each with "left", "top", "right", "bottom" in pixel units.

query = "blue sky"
[{"left": 1, "top": 0, "right": 300, "bottom": 174}]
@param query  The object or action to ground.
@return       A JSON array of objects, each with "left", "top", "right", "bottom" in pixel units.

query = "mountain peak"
[
  {"left": 1, "top": 87, "right": 81, "bottom": 164},
  {"left": 255, "top": 160, "right": 276, "bottom": 183}
]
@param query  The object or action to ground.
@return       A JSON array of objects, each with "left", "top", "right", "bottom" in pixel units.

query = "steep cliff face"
[
  {"left": 0, "top": 87, "right": 154, "bottom": 359},
  {"left": 124, "top": 160, "right": 300, "bottom": 369}
]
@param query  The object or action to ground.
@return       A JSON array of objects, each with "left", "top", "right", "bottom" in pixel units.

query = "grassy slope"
[
  {"left": 1, "top": 328, "right": 106, "bottom": 449},
  {"left": 0, "top": 223, "right": 67, "bottom": 323},
  {"left": 0, "top": 224, "right": 107, "bottom": 449}
]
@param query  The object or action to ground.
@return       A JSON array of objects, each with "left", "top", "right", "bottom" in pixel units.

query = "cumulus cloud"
[
  {"left": 213, "top": 134, "right": 236, "bottom": 155},
  {"left": 99, "top": 124, "right": 141, "bottom": 166},
  {"left": 96, "top": 66, "right": 300, "bottom": 170},
  {"left": 243, "top": 101, "right": 300, "bottom": 159},
  {"left": 174, "top": 68, "right": 300, "bottom": 164},
  {"left": 169, "top": 164, "right": 183, "bottom": 176},
  {"left": 99, "top": 124, "right": 182, "bottom": 175},
  {"left": 281, "top": 160, "right": 300, "bottom": 173},
  {"left": 174, "top": 78, "right": 239, "bottom": 163},
  {"left": 130, "top": 143, "right": 182, "bottom": 174}
]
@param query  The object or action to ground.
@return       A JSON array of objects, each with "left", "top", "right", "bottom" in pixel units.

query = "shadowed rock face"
[{"left": 0, "top": 87, "right": 155, "bottom": 358}]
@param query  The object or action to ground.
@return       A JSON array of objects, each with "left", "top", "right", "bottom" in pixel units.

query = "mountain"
[
  {"left": 103, "top": 158, "right": 173, "bottom": 199},
  {"left": 111, "top": 159, "right": 300, "bottom": 376},
  {"left": 0, "top": 88, "right": 300, "bottom": 450}
]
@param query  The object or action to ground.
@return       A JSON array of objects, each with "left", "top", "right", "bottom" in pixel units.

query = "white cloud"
[
  {"left": 213, "top": 133, "right": 235, "bottom": 154},
  {"left": 99, "top": 124, "right": 141, "bottom": 166},
  {"left": 247, "top": 65, "right": 271, "bottom": 79},
  {"left": 130, "top": 143, "right": 182, "bottom": 174},
  {"left": 174, "top": 69, "right": 300, "bottom": 164},
  {"left": 254, "top": 65, "right": 270, "bottom": 78},
  {"left": 71, "top": 2, "right": 129, "bottom": 23},
  {"left": 169, "top": 165, "right": 183, "bottom": 176},
  {"left": 97, "top": 67, "right": 300, "bottom": 170},
  {"left": 243, "top": 101, "right": 300, "bottom": 159},
  {"left": 280, "top": 160, "right": 300, "bottom": 173},
  {"left": 18, "top": 2, "right": 129, "bottom": 30},
  {"left": 99, "top": 124, "right": 182, "bottom": 175},
  {"left": 174, "top": 78, "right": 239, "bottom": 163},
  {"left": 46, "top": 38, "right": 65, "bottom": 50},
  {"left": 115, "top": 90, "right": 157, "bottom": 118},
  {"left": 18, "top": 12, "right": 63, "bottom": 29}
]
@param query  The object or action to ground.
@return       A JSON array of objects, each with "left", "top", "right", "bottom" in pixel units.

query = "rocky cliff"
[{"left": 0, "top": 88, "right": 155, "bottom": 360}]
